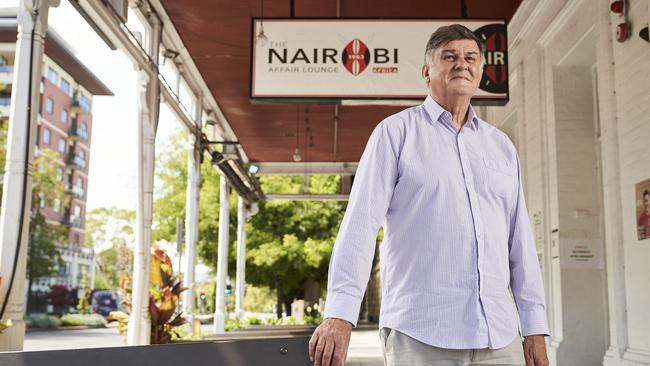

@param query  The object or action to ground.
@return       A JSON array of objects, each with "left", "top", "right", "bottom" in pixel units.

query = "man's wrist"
[
  {"left": 523, "top": 334, "right": 546, "bottom": 340},
  {"left": 324, "top": 317, "right": 353, "bottom": 328}
]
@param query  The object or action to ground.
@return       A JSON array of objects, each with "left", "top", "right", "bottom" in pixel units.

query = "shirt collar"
[{"left": 423, "top": 95, "right": 479, "bottom": 131}]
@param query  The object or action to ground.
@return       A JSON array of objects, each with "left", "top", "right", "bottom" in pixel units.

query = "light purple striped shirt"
[{"left": 324, "top": 95, "right": 550, "bottom": 349}]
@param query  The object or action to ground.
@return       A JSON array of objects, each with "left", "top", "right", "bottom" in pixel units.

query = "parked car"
[{"left": 90, "top": 290, "right": 124, "bottom": 317}]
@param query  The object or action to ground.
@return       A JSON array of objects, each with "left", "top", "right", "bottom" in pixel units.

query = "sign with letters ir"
[{"left": 250, "top": 18, "right": 509, "bottom": 105}]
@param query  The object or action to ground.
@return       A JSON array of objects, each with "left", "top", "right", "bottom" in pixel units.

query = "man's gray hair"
[{"left": 424, "top": 24, "right": 486, "bottom": 65}]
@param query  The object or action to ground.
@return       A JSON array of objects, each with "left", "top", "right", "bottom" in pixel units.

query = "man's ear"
[{"left": 421, "top": 64, "right": 430, "bottom": 81}]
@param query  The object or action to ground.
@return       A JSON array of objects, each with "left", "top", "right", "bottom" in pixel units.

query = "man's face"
[
  {"left": 644, "top": 194, "right": 649, "bottom": 212},
  {"left": 422, "top": 39, "right": 483, "bottom": 98}
]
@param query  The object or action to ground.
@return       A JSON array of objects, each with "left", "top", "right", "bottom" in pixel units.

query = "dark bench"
[{"left": 0, "top": 335, "right": 312, "bottom": 366}]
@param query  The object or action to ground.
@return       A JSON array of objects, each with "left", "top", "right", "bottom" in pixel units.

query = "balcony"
[
  {"left": 69, "top": 122, "right": 88, "bottom": 142},
  {"left": 62, "top": 213, "right": 81, "bottom": 228},
  {"left": 65, "top": 183, "right": 84, "bottom": 199},
  {"left": 71, "top": 92, "right": 91, "bottom": 113},
  {"left": 66, "top": 152, "right": 86, "bottom": 170}
]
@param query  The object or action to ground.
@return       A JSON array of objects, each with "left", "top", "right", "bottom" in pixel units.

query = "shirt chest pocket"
[{"left": 483, "top": 157, "right": 517, "bottom": 199}]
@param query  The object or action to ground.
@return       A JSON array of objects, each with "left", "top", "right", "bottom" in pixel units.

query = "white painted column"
[
  {"left": 541, "top": 57, "right": 563, "bottom": 366},
  {"left": 213, "top": 175, "right": 230, "bottom": 333},
  {"left": 235, "top": 196, "right": 246, "bottom": 320},
  {"left": 0, "top": 0, "right": 60, "bottom": 352},
  {"left": 90, "top": 251, "right": 96, "bottom": 290},
  {"left": 71, "top": 253, "right": 79, "bottom": 288},
  {"left": 182, "top": 133, "right": 201, "bottom": 326},
  {"left": 599, "top": 2, "right": 628, "bottom": 364},
  {"left": 127, "top": 13, "right": 161, "bottom": 346}
]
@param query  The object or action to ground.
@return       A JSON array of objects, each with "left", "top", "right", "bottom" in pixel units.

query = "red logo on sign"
[
  {"left": 474, "top": 24, "right": 508, "bottom": 94},
  {"left": 341, "top": 39, "right": 370, "bottom": 76}
]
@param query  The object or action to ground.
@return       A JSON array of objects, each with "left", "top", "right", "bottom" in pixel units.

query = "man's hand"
[
  {"left": 309, "top": 318, "right": 352, "bottom": 366},
  {"left": 523, "top": 335, "right": 549, "bottom": 366}
]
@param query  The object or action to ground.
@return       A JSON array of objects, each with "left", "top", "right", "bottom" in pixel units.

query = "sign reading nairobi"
[{"left": 250, "top": 19, "right": 508, "bottom": 104}]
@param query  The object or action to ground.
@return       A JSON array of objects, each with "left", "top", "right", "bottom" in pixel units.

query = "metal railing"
[
  {"left": 65, "top": 183, "right": 84, "bottom": 198},
  {"left": 72, "top": 93, "right": 91, "bottom": 113},
  {"left": 66, "top": 153, "right": 87, "bottom": 169},
  {"left": 69, "top": 123, "right": 89, "bottom": 142},
  {"left": 62, "top": 213, "right": 81, "bottom": 228}
]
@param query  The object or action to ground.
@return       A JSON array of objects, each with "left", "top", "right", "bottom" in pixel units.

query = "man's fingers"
[
  {"left": 333, "top": 344, "right": 347, "bottom": 366},
  {"left": 309, "top": 332, "right": 318, "bottom": 361},
  {"left": 314, "top": 337, "right": 326, "bottom": 366},
  {"left": 534, "top": 354, "right": 549, "bottom": 366},
  {"left": 321, "top": 339, "right": 335, "bottom": 366}
]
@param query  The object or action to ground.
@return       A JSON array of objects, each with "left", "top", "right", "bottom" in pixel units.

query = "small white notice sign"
[{"left": 560, "top": 238, "right": 603, "bottom": 269}]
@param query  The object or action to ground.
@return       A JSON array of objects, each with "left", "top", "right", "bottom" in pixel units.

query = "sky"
[{"left": 47, "top": 1, "right": 179, "bottom": 213}]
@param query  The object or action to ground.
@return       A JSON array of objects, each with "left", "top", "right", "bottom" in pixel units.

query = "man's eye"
[
  {"left": 444, "top": 55, "right": 455, "bottom": 60},
  {"left": 466, "top": 57, "right": 476, "bottom": 63}
]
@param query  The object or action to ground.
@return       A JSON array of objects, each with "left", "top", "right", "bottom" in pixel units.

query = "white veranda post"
[
  {"left": 0, "top": 0, "right": 60, "bottom": 352},
  {"left": 213, "top": 175, "right": 230, "bottom": 333}
]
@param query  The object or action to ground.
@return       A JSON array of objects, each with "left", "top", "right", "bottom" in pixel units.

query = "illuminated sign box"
[{"left": 250, "top": 18, "right": 508, "bottom": 105}]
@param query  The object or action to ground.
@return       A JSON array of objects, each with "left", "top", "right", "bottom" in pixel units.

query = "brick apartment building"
[{"left": 0, "top": 26, "right": 112, "bottom": 303}]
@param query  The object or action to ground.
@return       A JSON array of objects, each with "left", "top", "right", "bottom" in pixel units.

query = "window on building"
[
  {"left": 61, "top": 109, "right": 68, "bottom": 124},
  {"left": 78, "top": 149, "right": 85, "bottom": 160},
  {"left": 58, "top": 138, "right": 66, "bottom": 153},
  {"left": 47, "top": 67, "right": 59, "bottom": 84},
  {"left": 53, "top": 198, "right": 61, "bottom": 213},
  {"left": 74, "top": 205, "right": 81, "bottom": 217},
  {"left": 56, "top": 167, "right": 63, "bottom": 181},
  {"left": 42, "top": 127, "right": 51, "bottom": 145},
  {"left": 45, "top": 97, "right": 53, "bottom": 114},
  {"left": 38, "top": 192, "right": 45, "bottom": 208},
  {"left": 60, "top": 78, "right": 70, "bottom": 95},
  {"left": 76, "top": 177, "right": 83, "bottom": 188},
  {"left": 79, "top": 95, "right": 91, "bottom": 112}
]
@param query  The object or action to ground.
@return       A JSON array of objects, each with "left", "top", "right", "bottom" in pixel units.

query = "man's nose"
[{"left": 454, "top": 58, "right": 469, "bottom": 70}]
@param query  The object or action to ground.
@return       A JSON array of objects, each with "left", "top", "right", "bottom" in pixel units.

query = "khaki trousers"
[{"left": 379, "top": 328, "right": 526, "bottom": 366}]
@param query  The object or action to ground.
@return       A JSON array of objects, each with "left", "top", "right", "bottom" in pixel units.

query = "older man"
[{"left": 309, "top": 25, "right": 550, "bottom": 366}]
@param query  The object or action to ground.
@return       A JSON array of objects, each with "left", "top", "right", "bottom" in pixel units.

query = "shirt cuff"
[
  {"left": 519, "top": 308, "right": 551, "bottom": 337},
  {"left": 323, "top": 291, "right": 362, "bottom": 327}
]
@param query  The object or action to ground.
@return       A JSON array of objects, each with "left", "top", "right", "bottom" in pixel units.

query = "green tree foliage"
[
  {"left": 26, "top": 212, "right": 67, "bottom": 309},
  {"left": 85, "top": 206, "right": 135, "bottom": 249},
  {"left": 152, "top": 128, "right": 347, "bottom": 316},
  {"left": 85, "top": 207, "right": 135, "bottom": 289},
  {"left": 152, "top": 129, "right": 233, "bottom": 270},
  {"left": 94, "top": 244, "right": 133, "bottom": 290},
  {"left": 32, "top": 148, "right": 70, "bottom": 211},
  {"left": 26, "top": 149, "right": 71, "bottom": 310},
  {"left": 245, "top": 181, "right": 346, "bottom": 315}
]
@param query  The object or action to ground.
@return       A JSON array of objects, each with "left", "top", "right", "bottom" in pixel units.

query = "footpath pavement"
[{"left": 23, "top": 323, "right": 384, "bottom": 365}]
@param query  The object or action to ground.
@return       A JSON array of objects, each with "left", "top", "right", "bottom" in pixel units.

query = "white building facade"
[{"left": 482, "top": 1, "right": 650, "bottom": 365}]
